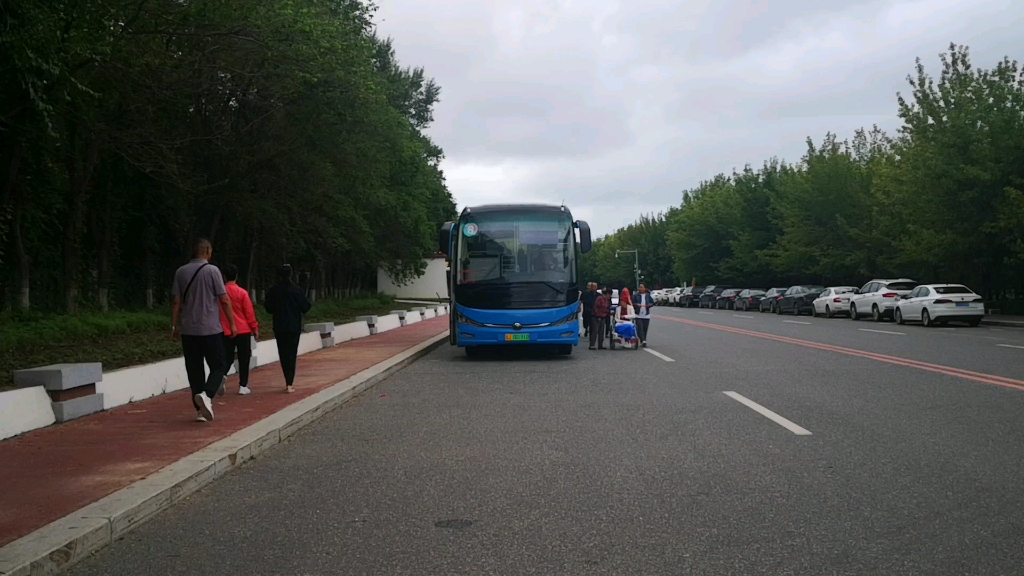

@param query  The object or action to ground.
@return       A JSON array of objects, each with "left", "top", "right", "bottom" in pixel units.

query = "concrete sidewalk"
[
  {"left": 0, "top": 316, "right": 448, "bottom": 556},
  {"left": 982, "top": 314, "right": 1024, "bottom": 328}
]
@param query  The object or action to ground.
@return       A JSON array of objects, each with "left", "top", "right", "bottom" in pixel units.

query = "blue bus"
[{"left": 439, "top": 204, "right": 593, "bottom": 357}]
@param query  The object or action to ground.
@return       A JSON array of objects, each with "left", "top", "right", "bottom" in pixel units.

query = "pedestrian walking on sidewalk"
[
  {"left": 632, "top": 283, "right": 655, "bottom": 347},
  {"left": 265, "top": 264, "right": 311, "bottom": 393},
  {"left": 171, "top": 238, "right": 237, "bottom": 422},
  {"left": 219, "top": 264, "right": 259, "bottom": 395},
  {"left": 590, "top": 287, "right": 611, "bottom": 350}
]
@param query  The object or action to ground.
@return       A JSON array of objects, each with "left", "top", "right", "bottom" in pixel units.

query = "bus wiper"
[{"left": 525, "top": 281, "right": 567, "bottom": 293}]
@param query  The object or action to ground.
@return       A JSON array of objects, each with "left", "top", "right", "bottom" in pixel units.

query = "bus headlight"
[
  {"left": 457, "top": 312, "right": 485, "bottom": 327},
  {"left": 551, "top": 310, "right": 579, "bottom": 326}
]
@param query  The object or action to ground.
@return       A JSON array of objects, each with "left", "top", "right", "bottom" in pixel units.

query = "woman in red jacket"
[{"left": 219, "top": 264, "right": 259, "bottom": 395}]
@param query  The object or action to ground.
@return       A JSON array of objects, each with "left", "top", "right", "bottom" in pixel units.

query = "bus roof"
[{"left": 461, "top": 204, "right": 571, "bottom": 217}]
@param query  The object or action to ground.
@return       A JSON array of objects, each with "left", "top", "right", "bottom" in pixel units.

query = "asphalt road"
[{"left": 71, "top": 308, "right": 1024, "bottom": 575}]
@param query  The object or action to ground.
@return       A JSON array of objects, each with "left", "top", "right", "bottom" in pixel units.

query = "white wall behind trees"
[{"left": 377, "top": 257, "right": 448, "bottom": 300}]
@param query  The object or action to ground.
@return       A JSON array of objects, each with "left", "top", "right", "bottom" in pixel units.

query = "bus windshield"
[{"left": 453, "top": 210, "right": 578, "bottom": 309}]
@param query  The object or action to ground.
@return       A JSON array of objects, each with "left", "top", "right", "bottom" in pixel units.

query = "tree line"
[
  {"left": 0, "top": 0, "right": 456, "bottom": 315},
  {"left": 581, "top": 45, "right": 1024, "bottom": 308}
]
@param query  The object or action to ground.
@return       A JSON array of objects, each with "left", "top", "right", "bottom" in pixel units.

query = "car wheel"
[
  {"left": 895, "top": 308, "right": 904, "bottom": 325},
  {"left": 850, "top": 303, "right": 859, "bottom": 320},
  {"left": 922, "top": 309, "right": 933, "bottom": 327},
  {"left": 825, "top": 305, "right": 833, "bottom": 319},
  {"left": 872, "top": 305, "right": 884, "bottom": 322},
  {"left": 968, "top": 319, "right": 981, "bottom": 327}
]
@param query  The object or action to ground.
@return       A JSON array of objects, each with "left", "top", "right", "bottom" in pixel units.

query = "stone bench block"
[
  {"left": 13, "top": 363, "right": 103, "bottom": 391},
  {"left": 304, "top": 322, "right": 335, "bottom": 335},
  {"left": 357, "top": 315, "right": 379, "bottom": 334},
  {"left": 52, "top": 393, "right": 105, "bottom": 422}
]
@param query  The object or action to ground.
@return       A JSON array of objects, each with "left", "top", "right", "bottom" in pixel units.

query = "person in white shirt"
[{"left": 632, "top": 283, "right": 655, "bottom": 347}]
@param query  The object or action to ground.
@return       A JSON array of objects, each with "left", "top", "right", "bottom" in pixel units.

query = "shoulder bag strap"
[{"left": 181, "top": 263, "right": 210, "bottom": 304}]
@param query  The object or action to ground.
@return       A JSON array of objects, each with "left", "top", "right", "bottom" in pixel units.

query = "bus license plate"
[{"left": 505, "top": 333, "right": 530, "bottom": 341}]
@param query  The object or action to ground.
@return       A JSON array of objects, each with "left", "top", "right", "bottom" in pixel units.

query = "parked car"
[
  {"left": 662, "top": 287, "right": 681, "bottom": 305},
  {"left": 699, "top": 285, "right": 731, "bottom": 308},
  {"left": 894, "top": 284, "right": 985, "bottom": 327},
  {"left": 654, "top": 289, "right": 672, "bottom": 305},
  {"left": 715, "top": 288, "right": 743, "bottom": 309},
  {"left": 736, "top": 289, "right": 767, "bottom": 311},
  {"left": 849, "top": 278, "right": 918, "bottom": 322},
  {"left": 777, "top": 285, "right": 826, "bottom": 315},
  {"left": 759, "top": 287, "right": 789, "bottom": 313},
  {"left": 812, "top": 286, "right": 858, "bottom": 318},
  {"left": 680, "top": 286, "right": 705, "bottom": 307}
]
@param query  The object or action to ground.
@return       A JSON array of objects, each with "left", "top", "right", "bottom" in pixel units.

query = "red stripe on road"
[{"left": 654, "top": 315, "right": 1024, "bottom": 392}]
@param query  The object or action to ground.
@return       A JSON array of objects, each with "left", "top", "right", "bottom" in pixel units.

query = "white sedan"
[
  {"left": 894, "top": 284, "right": 985, "bottom": 327},
  {"left": 812, "top": 286, "right": 858, "bottom": 318}
]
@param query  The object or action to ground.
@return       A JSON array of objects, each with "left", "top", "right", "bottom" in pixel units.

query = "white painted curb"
[{"left": 0, "top": 331, "right": 449, "bottom": 576}]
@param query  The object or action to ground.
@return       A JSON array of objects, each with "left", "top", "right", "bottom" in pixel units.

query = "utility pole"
[{"left": 615, "top": 249, "right": 640, "bottom": 290}]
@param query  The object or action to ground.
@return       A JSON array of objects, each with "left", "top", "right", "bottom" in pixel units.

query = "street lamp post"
[{"left": 615, "top": 249, "right": 640, "bottom": 291}]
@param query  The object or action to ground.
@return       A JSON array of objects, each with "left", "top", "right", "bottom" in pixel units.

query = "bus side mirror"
[
  {"left": 439, "top": 222, "right": 455, "bottom": 256},
  {"left": 577, "top": 220, "right": 592, "bottom": 253}
]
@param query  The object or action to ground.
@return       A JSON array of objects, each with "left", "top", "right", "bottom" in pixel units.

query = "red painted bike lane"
[{"left": 0, "top": 317, "right": 448, "bottom": 547}]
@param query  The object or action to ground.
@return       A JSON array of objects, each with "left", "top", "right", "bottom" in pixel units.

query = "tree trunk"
[
  {"left": 93, "top": 192, "right": 113, "bottom": 312},
  {"left": 208, "top": 212, "right": 222, "bottom": 245},
  {"left": 63, "top": 124, "right": 98, "bottom": 315},
  {"left": 246, "top": 234, "right": 257, "bottom": 289},
  {"left": 13, "top": 201, "right": 30, "bottom": 310}
]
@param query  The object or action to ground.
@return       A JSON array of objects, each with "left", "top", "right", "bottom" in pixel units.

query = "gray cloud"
[{"left": 375, "top": 0, "right": 1024, "bottom": 236}]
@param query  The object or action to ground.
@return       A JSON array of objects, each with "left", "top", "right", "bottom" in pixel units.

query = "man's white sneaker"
[
  {"left": 217, "top": 375, "right": 227, "bottom": 396},
  {"left": 196, "top": 412, "right": 207, "bottom": 422},
  {"left": 238, "top": 386, "right": 251, "bottom": 396},
  {"left": 195, "top": 393, "right": 215, "bottom": 421}
]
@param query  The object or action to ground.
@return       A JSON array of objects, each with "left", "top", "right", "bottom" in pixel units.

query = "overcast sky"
[{"left": 374, "top": 0, "right": 1024, "bottom": 237}]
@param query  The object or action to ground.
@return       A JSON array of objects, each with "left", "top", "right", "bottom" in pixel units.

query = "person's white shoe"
[
  {"left": 195, "top": 412, "right": 207, "bottom": 422},
  {"left": 217, "top": 375, "right": 227, "bottom": 396},
  {"left": 195, "top": 393, "right": 215, "bottom": 421},
  {"left": 286, "top": 386, "right": 295, "bottom": 394},
  {"left": 238, "top": 386, "right": 251, "bottom": 396}
]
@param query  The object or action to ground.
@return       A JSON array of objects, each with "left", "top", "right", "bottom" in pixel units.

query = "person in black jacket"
[
  {"left": 264, "top": 264, "right": 312, "bottom": 393},
  {"left": 580, "top": 282, "right": 598, "bottom": 337}
]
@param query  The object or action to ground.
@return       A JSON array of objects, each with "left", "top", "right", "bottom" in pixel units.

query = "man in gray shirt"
[{"left": 172, "top": 238, "right": 237, "bottom": 422}]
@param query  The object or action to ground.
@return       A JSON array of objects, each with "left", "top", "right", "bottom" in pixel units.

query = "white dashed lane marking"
[{"left": 723, "top": 392, "right": 812, "bottom": 436}]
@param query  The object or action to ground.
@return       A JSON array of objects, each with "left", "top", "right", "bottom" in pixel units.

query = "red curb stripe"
[{"left": 654, "top": 315, "right": 1024, "bottom": 392}]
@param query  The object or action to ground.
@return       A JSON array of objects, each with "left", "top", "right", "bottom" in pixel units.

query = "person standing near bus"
[
  {"left": 265, "top": 264, "right": 311, "bottom": 393},
  {"left": 590, "top": 287, "right": 611, "bottom": 350},
  {"left": 633, "top": 283, "right": 655, "bottom": 347},
  {"left": 171, "top": 238, "right": 237, "bottom": 422},
  {"left": 219, "top": 264, "right": 259, "bottom": 395},
  {"left": 581, "top": 282, "right": 597, "bottom": 337}
]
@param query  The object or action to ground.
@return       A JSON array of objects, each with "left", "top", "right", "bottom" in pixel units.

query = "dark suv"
[
  {"left": 680, "top": 286, "right": 705, "bottom": 307},
  {"left": 699, "top": 285, "right": 731, "bottom": 308}
]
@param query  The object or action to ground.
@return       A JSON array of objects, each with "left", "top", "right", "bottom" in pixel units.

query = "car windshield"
[
  {"left": 833, "top": 287, "right": 856, "bottom": 294},
  {"left": 885, "top": 281, "right": 918, "bottom": 290},
  {"left": 749, "top": 290, "right": 766, "bottom": 295},
  {"left": 805, "top": 286, "right": 825, "bottom": 292},
  {"left": 933, "top": 285, "right": 973, "bottom": 294}
]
